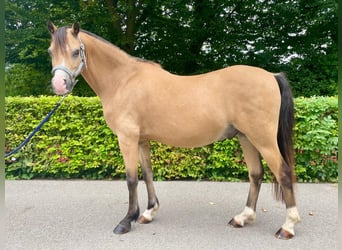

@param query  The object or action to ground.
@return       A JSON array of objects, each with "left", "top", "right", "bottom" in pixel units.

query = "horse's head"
[{"left": 47, "top": 21, "right": 86, "bottom": 95}]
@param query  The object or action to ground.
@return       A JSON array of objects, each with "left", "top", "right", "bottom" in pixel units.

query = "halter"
[{"left": 51, "top": 35, "right": 87, "bottom": 92}]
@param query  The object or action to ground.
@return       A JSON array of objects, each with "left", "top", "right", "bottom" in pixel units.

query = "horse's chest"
[{"left": 102, "top": 103, "right": 140, "bottom": 135}]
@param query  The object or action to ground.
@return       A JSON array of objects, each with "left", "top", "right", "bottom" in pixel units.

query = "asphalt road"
[{"left": 5, "top": 180, "right": 338, "bottom": 250}]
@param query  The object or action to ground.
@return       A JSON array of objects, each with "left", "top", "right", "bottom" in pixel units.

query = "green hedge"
[{"left": 5, "top": 96, "right": 338, "bottom": 182}]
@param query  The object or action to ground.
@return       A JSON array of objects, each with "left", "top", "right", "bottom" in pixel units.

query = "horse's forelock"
[{"left": 52, "top": 26, "right": 71, "bottom": 52}]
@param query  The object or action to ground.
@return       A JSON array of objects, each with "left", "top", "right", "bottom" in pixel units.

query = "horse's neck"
[{"left": 80, "top": 32, "right": 136, "bottom": 97}]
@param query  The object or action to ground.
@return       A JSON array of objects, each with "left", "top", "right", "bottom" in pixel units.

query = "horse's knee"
[
  {"left": 142, "top": 170, "right": 152, "bottom": 182},
  {"left": 126, "top": 175, "right": 138, "bottom": 189},
  {"left": 249, "top": 168, "right": 264, "bottom": 184}
]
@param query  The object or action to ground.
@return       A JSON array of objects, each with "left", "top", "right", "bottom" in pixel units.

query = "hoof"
[
  {"left": 113, "top": 221, "right": 131, "bottom": 235},
  {"left": 228, "top": 218, "right": 243, "bottom": 228},
  {"left": 275, "top": 228, "right": 294, "bottom": 240},
  {"left": 137, "top": 215, "right": 152, "bottom": 224}
]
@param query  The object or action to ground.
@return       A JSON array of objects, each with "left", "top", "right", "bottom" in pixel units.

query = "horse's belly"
[
  {"left": 142, "top": 121, "right": 236, "bottom": 148},
  {"left": 149, "top": 134, "right": 217, "bottom": 148}
]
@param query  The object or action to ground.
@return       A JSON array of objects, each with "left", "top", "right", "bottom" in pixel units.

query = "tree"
[{"left": 5, "top": 0, "right": 337, "bottom": 97}]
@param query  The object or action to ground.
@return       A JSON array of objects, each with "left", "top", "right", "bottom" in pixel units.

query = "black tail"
[{"left": 274, "top": 73, "right": 296, "bottom": 201}]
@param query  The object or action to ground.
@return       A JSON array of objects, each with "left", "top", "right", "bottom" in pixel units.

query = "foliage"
[
  {"left": 294, "top": 96, "right": 338, "bottom": 182},
  {"left": 5, "top": 0, "right": 337, "bottom": 97},
  {"left": 5, "top": 64, "right": 51, "bottom": 96},
  {"left": 5, "top": 96, "right": 338, "bottom": 182}
]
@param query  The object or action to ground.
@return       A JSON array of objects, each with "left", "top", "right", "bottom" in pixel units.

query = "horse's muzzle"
[
  {"left": 51, "top": 71, "right": 72, "bottom": 95},
  {"left": 51, "top": 60, "right": 84, "bottom": 96}
]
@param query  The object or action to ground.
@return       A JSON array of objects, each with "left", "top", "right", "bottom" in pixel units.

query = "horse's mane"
[
  {"left": 134, "top": 57, "right": 162, "bottom": 68},
  {"left": 54, "top": 26, "right": 161, "bottom": 68},
  {"left": 81, "top": 29, "right": 114, "bottom": 47}
]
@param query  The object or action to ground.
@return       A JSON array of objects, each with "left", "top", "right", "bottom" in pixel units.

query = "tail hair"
[{"left": 273, "top": 73, "right": 296, "bottom": 201}]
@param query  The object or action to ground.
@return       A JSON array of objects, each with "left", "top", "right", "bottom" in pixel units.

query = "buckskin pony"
[{"left": 47, "top": 22, "right": 300, "bottom": 239}]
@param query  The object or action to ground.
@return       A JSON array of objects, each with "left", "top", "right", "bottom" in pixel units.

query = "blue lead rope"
[{"left": 5, "top": 95, "right": 66, "bottom": 158}]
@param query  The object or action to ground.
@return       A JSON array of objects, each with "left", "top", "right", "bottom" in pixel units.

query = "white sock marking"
[
  {"left": 142, "top": 203, "right": 159, "bottom": 222},
  {"left": 234, "top": 206, "right": 256, "bottom": 226},
  {"left": 281, "top": 207, "right": 301, "bottom": 235}
]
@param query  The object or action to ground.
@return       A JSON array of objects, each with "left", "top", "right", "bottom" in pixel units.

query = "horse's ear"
[
  {"left": 47, "top": 21, "right": 57, "bottom": 35},
  {"left": 72, "top": 22, "right": 80, "bottom": 36}
]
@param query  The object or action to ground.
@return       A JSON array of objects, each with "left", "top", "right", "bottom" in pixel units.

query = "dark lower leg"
[
  {"left": 279, "top": 162, "right": 296, "bottom": 208},
  {"left": 138, "top": 141, "right": 159, "bottom": 223},
  {"left": 275, "top": 161, "right": 300, "bottom": 239},
  {"left": 113, "top": 175, "right": 140, "bottom": 234},
  {"left": 141, "top": 161, "right": 158, "bottom": 209},
  {"left": 246, "top": 166, "right": 264, "bottom": 210}
]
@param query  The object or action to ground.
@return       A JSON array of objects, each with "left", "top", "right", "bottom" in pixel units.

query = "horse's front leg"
[
  {"left": 113, "top": 138, "right": 140, "bottom": 234},
  {"left": 137, "top": 141, "right": 159, "bottom": 224}
]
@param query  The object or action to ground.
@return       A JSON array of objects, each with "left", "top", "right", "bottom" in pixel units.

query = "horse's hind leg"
[
  {"left": 137, "top": 141, "right": 159, "bottom": 224},
  {"left": 229, "top": 134, "right": 263, "bottom": 228},
  {"left": 262, "top": 148, "right": 300, "bottom": 239},
  {"left": 252, "top": 136, "right": 300, "bottom": 239}
]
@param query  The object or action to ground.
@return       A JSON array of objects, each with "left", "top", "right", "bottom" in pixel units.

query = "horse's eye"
[{"left": 72, "top": 49, "right": 80, "bottom": 58}]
